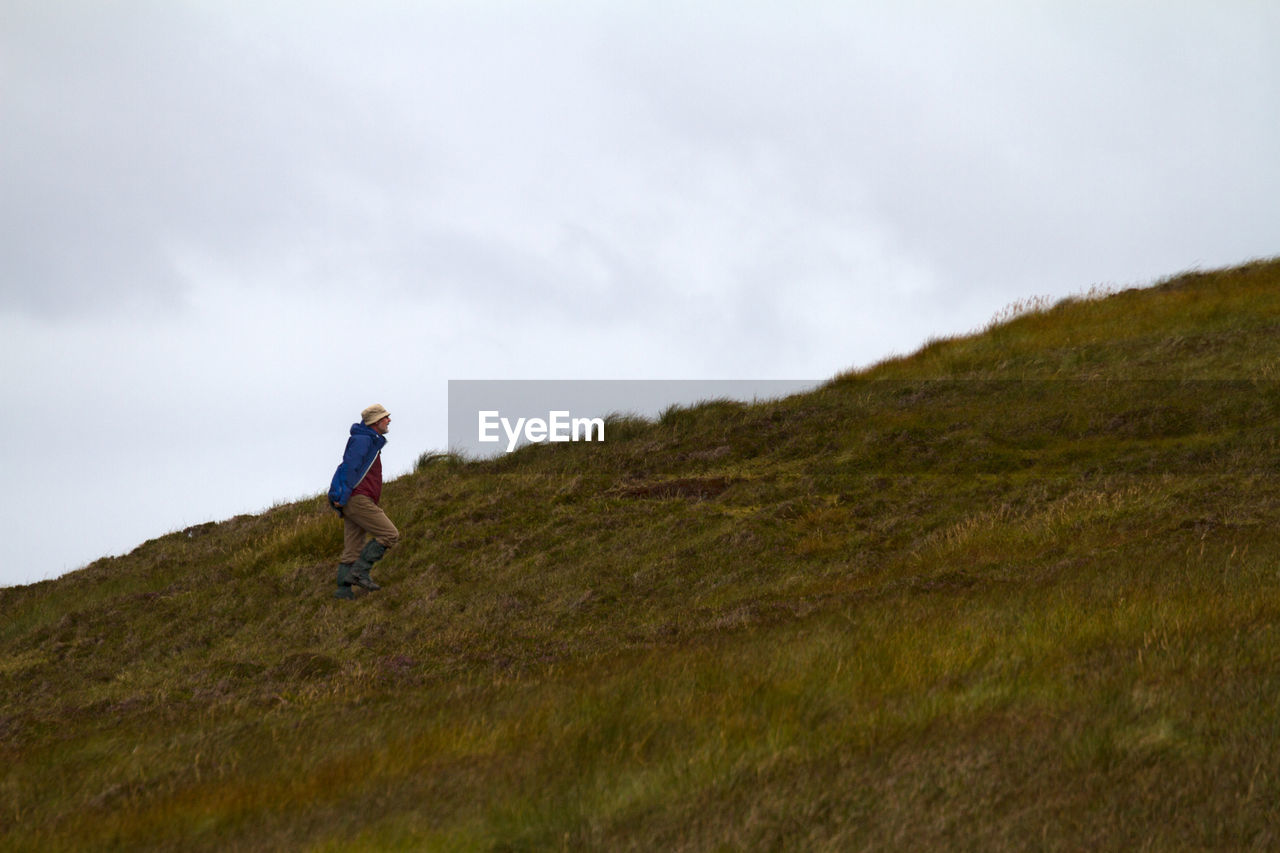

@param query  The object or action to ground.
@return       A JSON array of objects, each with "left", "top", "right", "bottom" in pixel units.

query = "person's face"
[{"left": 374, "top": 416, "right": 391, "bottom": 435}]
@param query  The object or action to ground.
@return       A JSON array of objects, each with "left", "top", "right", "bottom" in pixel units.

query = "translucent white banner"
[{"left": 447, "top": 380, "right": 822, "bottom": 457}]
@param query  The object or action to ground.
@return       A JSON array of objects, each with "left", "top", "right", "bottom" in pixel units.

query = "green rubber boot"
[
  {"left": 350, "top": 540, "right": 388, "bottom": 591},
  {"left": 333, "top": 562, "right": 356, "bottom": 599}
]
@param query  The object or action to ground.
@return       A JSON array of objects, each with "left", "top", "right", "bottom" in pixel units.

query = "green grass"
[{"left": 3, "top": 258, "right": 1280, "bottom": 850}]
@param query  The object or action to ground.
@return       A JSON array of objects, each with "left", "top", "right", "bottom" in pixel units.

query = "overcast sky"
[{"left": 3, "top": 1, "right": 1277, "bottom": 588}]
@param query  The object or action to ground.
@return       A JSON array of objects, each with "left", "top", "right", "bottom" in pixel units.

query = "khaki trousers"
[{"left": 341, "top": 495, "right": 400, "bottom": 563}]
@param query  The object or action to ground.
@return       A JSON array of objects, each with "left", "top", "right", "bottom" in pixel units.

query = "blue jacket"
[{"left": 328, "top": 422, "right": 387, "bottom": 509}]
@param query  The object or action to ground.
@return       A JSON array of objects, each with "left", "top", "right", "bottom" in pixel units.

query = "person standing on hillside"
[{"left": 328, "top": 404, "right": 400, "bottom": 600}]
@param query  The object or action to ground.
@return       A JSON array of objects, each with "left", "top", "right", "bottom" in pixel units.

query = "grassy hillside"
[{"left": 3, "top": 258, "right": 1280, "bottom": 850}]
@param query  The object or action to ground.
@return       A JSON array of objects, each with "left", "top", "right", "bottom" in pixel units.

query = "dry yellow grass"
[{"left": 3, "top": 258, "right": 1280, "bottom": 850}]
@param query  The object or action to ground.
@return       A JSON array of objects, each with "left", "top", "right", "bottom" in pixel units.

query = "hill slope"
[{"left": 3, "top": 258, "right": 1280, "bottom": 850}]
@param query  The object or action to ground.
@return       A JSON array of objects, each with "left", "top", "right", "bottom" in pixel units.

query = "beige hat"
[{"left": 361, "top": 404, "right": 390, "bottom": 425}]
